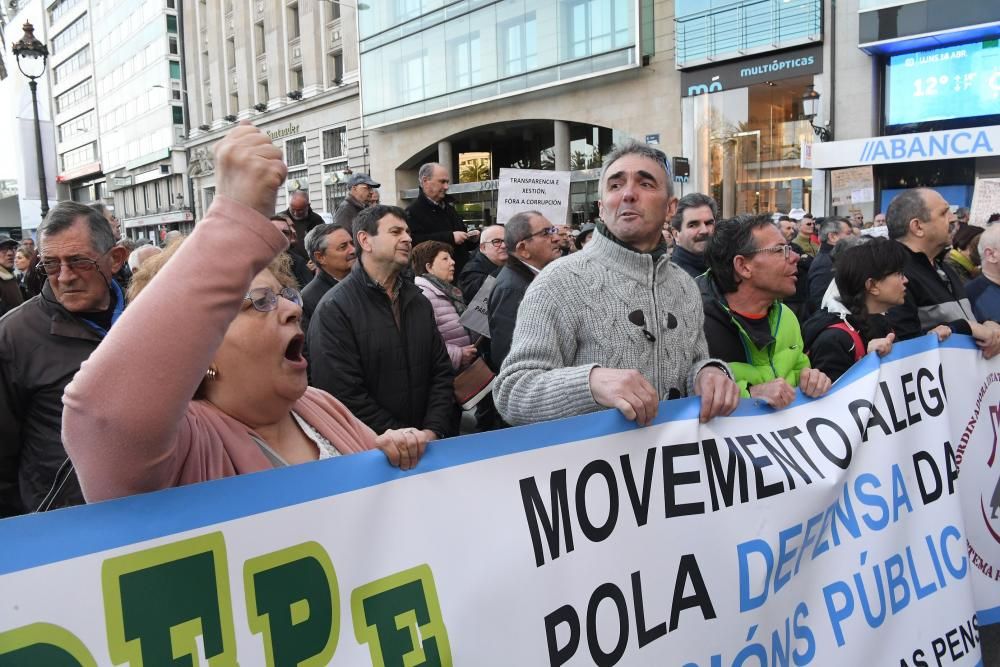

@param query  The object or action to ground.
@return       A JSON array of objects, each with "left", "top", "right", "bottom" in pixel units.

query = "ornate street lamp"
[
  {"left": 801, "top": 84, "right": 832, "bottom": 143},
  {"left": 12, "top": 22, "right": 51, "bottom": 218}
]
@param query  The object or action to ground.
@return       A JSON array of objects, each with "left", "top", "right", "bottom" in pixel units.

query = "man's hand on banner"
[
  {"left": 929, "top": 325, "right": 952, "bottom": 342},
  {"left": 799, "top": 368, "right": 832, "bottom": 398},
  {"left": 693, "top": 366, "right": 740, "bottom": 423},
  {"left": 970, "top": 321, "right": 1000, "bottom": 359},
  {"left": 589, "top": 368, "right": 659, "bottom": 427},
  {"left": 749, "top": 378, "right": 797, "bottom": 409}
]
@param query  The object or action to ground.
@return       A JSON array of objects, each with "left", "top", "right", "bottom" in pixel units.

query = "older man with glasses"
[
  {"left": 487, "top": 212, "right": 562, "bottom": 373},
  {"left": 458, "top": 224, "right": 508, "bottom": 304},
  {"left": 0, "top": 201, "right": 129, "bottom": 516},
  {"left": 699, "top": 214, "right": 831, "bottom": 409}
]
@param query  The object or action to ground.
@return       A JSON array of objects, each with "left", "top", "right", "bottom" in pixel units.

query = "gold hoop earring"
[{"left": 205, "top": 366, "right": 219, "bottom": 381}]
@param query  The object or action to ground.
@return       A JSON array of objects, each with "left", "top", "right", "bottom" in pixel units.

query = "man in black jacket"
[
  {"left": 806, "top": 216, "right": 852, "bottom": 311},
  {"left": 886, "top": 187, "right": 1000, "bottom": 354},
  {"left": 0, "top": 202, "right": 128, "bottom": 516},
  {"left": 279, "top": 189, "right": 325, "bottom": 259},
  {"left": 332, "top": 173, "right": 379, "bottom": 229},
  {"left": 405, "top": 162, "right": 479, "bottom": 273},
  {"left": 488, "top": 211, "right": 561, "bottom": 371},
  {"left": 301, "top": 223, "right": 355, "bottom": 334},
  {"left": 308, "top": 205, "right": 457, "bottom": 440},
  {"left": 458, "top": 224, "right": 507, "bottom": 303},
  {"left": 668, "top": 193, "right": 716, "bottom": 278}
]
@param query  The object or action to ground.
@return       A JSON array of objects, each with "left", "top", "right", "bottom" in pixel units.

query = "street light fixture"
[
  {"left": 12, "top": 21, "right": 51, "bottom": 218},
  {"left": 801, "top": 84, "right": 832, "bottom": 142}
]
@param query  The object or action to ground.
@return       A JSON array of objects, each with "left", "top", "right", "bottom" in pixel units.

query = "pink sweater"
[{"left": 62, "top": 195, "right": 378, "bottom": 503}]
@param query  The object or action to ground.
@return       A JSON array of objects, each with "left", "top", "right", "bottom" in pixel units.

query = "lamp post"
[
  {"left": 801, "top": 84, "right": 832, "bottom": 143},
  {"left": 12, "top": 22, "right": 51, "bottom": 219}
]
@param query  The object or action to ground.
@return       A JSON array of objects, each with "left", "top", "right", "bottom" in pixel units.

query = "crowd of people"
[{"left": 1, "top": 122, "right": 999, "bottom": 518}]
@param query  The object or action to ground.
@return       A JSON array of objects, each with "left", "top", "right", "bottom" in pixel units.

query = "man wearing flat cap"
[
  {"left": 0, "top": 235, "right": 23, "bottom": 316},
  {"left": 333, "top": 173, "right": 381, "bottom": 228}
]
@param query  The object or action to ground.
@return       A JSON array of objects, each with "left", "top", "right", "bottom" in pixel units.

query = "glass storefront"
[{"left": 683, "top": 75, "right": 816, "bottom": 216}]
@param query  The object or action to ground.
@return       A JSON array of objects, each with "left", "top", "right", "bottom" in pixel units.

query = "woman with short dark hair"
[{"left": 411, "top": 240, "right": 477, "bottom": 370}]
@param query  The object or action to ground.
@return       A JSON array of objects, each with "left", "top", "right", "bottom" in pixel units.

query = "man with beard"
[
  {"left": 669, "top": 193, "right": 716, "bottom": 278},
  {"left": 279, "top": 189, "right": 325, "bottom": 259},
  {"left": 699, "top": 214, "right": 831, "bottom": 409}
]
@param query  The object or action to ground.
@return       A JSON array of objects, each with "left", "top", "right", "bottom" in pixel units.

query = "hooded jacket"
[{"left": 697, "top": 273, "right": 810, "bottom": 396}]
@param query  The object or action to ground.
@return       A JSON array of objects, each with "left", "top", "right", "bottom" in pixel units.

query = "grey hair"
[
  {"left": 599, "top": 139, "right": 674, "bottom": 197},
  {"left": 289, "top": 188, "right": 309, "bottom": 202},
  {"left": 418, "top": 163, "right": 441, "bottom": 183},
  {"left": 670, "top": 192, "right": 718, "bottom": 231},
  {"left": 39, "top": 201, "right": 116, "bottom": 254},
  {"left": 305, "top": 223, "right": 347, "bottom": 260},
  {"left": 505, "top": 211, "right": 544, "bottom": 249},
  {"left": 886, "top": 188, "right": 931, "bottom": 240},
  {"left": 817, "top": 216, "right": 850, "bottom": 243},
  {"left": 978, "top": 224, "right": 1000, "bottom": 260},
  {"left": 88, "top": 201, "right": 111, "bottom": 220}
]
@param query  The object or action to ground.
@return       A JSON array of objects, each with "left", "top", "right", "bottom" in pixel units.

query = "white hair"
[{"left": 128, "top": 245, "right": 162, "bottom": 272}]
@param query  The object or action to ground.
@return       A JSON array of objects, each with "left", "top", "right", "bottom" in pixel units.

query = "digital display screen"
[{"left": 886, "top": 39, "right": 1000, "bottom": 126}]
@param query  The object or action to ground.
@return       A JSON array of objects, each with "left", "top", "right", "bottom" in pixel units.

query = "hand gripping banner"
[{"left": 1, "top": 335, "right": 998, "bottom": 666}]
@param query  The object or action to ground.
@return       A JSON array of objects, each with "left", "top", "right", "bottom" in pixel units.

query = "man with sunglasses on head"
[
  {"left": 487, "top": 211, "right": 562, "bottom": 372},
  {"left": 699, "top": 214, "right": 831, "bottom": 409},
  {"left": 0, "top": 201, "right": 129, "bottom": 515},
  {"left": 494, "top": 140, "right": 740, "bottom": 428},
  {"left": 458, "top": 224, "right": 508, "bottom": 304}
]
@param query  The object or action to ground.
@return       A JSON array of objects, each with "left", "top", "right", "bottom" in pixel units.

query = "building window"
[
  {"left": 450, "top": 32, "right": 481, "bottom": 90},
  {"left": 328, "top": 50, "right": 344, "bottom": 84},
  {"left": 51, "top": 13, "right": 88, "bottom": 56},
  {"left": 564, "top": 0, "right": 630, "bottom": 59},
  {"left": 329, "top": 1, "right": 340, "bottom": 21},
  {"left": 53, "top": 46, "right": 90, "bottom": 85},
  {"left": 325, "top": 163, "right": 348, "bottom": 211},
  {"left": 167, "top": 0, "right": 176, "bottom": 7},
  {"left": 290, "top": 67, "right": 304, "bottom": 91},
  {"left": 394, "top": 51, "right": 426, "bottom": 104},
  {"left": 254, "top": 21, "right": 265, "bottom": 57},
  {"left": 168, "top": 36, "right": 179, "bottom": 55},
  {"left": 230, "top": 93, "right": 239, "bottom": 114},
  {"left": 57, "top": 110, "right": 94, "bottom": 141},
  {"left": 287, "top": 168, "right": 308, "bottom": 192},
  {"left": 49, "top": 0, "right": 84, "bottom": 25},
  {"left": 394, "top": 0, "right": 420, "bottom": 23},
  {"left": 169, "top": 61, "right": 181, "bottom": 79},
  {"left": 172, "top": 106, "right": 184, "bottom": 125},
  {"left": 55, "top": 78, "right": 93, "bottom": 113},
  {"left": 166, "top": 15, "right": 178, "bottom": 34},
  {"left": 500, "top": 13, "right": 537, "bottom": 76},
  {"left": 258, "top": 81, "right": 269, "bottom": 103},
  {"left": 286, "top": 137, "right": 306, "bottom": 166},
  {"left": 322, "top": 127, "right": 347, "bottom": 160},
  {"left": 288, "top": 2, "right": 301, "bottom": 39},
  {"left": 60, "top": 142, "right": 96, "bottom": 171}
]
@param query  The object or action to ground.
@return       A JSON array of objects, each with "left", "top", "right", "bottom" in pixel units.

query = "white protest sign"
[
  {"left": 458, "top": 274, "right": 495, "bottom": 338},
  {"left": 0, "top": 337, "right": 996, "bottom": 666},
  {"left": 969, "top": 178, "right": 1000, "bottom": 227},
  {"left": 496, "top": 168, "right": 571, "bottom": 226}
]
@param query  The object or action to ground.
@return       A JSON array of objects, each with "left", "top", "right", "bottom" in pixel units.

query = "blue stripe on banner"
[
  {"left": 0, "top": 334, "right": 976, "bottom": 575},
  {"left": 979, "top": 605, "right": 1000, "bottom": 625}
]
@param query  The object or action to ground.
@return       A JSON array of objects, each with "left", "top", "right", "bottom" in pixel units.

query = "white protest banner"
[
  {"left": 969, "top": 178, "right": 1000, "bottom": 227},
  {"left": 830, "top": 166, "right": 874, "bottom": 207},
  {"left": 458, "top": 274, "right": 495, "bottom": 338},
  {"left": 496, "top": 168, "right": 571, "bottom": 226},
  {"left": 0, "top": 336, "right": 996, "bottom": 666}
]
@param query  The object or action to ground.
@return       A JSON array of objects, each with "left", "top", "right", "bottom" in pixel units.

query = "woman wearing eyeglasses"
[{"left": 62, "top": 125, "right": 426, "bottom": 504}]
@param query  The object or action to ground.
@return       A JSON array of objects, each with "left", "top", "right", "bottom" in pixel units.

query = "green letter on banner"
[
  {"left": 102, "top": 532, "right": 238, "bottom": 667},
  {"left": 244, "top": 541, "right": 340, "bottom": 667},
  {"left": 0, "top": 623, "right": 97, "bottom": 667},
  {"left": 351, "top": 564, "right": 451, "bottom": 667}
]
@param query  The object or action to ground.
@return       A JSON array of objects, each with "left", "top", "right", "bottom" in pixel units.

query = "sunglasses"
[{"left": 243, "top": 286, "right": 303, "bottom": 312}]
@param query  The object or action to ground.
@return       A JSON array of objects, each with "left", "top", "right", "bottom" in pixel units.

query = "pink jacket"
[
  {"left": 415, "top": 276, "right": 473, "bottom": 370},
  {"left": 62, "top": 196, "right": 378, "bottom": 504}
]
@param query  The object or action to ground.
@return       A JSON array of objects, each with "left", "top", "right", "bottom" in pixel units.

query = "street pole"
[{"left": 29, "top": 79, "right": 49, "bottom": 219}]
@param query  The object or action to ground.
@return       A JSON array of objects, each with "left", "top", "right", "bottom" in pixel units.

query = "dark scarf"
[{"left": 423, "top": 273, "right": 466, "bottom": 315}]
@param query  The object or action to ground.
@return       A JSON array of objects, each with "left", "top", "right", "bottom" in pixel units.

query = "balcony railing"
[{"left": 675, "top": 0, "right": 822, "bottom": 69}]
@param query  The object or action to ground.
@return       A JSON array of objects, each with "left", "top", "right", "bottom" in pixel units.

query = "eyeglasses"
[
  {"left": 521, "top": 226, "right": 558, "bottom": 243},
  {"left": 483, "top": 238, "right": 506, "bottom": 248},
  {"left": 38, "top": 250, "right": 110, "bottom": 275},
  {"left": 744, "top": 244, "right": 795, "bottom": 261},
  {"left": 243, "top": 286, "right": 303, "bottom": 312}
]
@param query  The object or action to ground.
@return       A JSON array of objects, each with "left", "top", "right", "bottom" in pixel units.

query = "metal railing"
[{"left": 675, "top": 0, "right": 821, "bottom": 68}]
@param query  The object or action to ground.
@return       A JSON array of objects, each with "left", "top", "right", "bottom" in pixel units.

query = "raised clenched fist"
[{"left": 213, "top": 122, "right": 287, "bottom": 218}]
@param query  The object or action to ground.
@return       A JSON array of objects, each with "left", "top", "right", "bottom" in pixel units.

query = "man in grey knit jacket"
[{"left": 494, "top": 140, "right": 740, "bottom": 426}]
